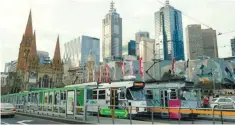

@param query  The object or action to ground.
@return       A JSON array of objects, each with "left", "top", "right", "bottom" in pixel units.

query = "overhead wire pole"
[{"left": 138, "top": 41, "right": 161, "bottom": 82}]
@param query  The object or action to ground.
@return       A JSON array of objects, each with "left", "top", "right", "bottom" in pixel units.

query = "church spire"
[
  {"left": 53, "top": 35, "right": 61, "bottom": 61},
  {"left": 25, "top": 9, "right": 33, "bottom": 37},
  {"left": 30, "top": 30, "right": 37, "bottom": 56}
]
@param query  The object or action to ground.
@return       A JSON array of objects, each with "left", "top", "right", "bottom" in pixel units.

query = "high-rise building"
[
  {"left": 231, "top": 37, "right": 235, "bottom": 56},
  {"left": 102, "top": 1, "right": 122, "bottom": 60},
  {"left": 186, "top": 25, "right": 204, "bottom": 60},
  {"left": 139, "top": 37, "right": 155, "bottom": 62},
  {"left": 64, "top": 35, "right": 100, "bottom": 67},
  {"left": 37, "top": 51, "right": 50, "bottom": 64},
  {"left": 155, "top": 0, "right": 184, "bottom": 61},
  {"left": 122, "top": 43, "right": 128, "bottom": 55},
  {"left": 128, "top": 40, "right": 136, "bottom": 55},
  {"left": 201, "top": 28, "right": 218, "bottom": 58},
  {"left": 186, "top": 25, "right": 218, "bottom": 59},
  {"left": 135, "top": 32, "right": 149, "bottom": 56}
]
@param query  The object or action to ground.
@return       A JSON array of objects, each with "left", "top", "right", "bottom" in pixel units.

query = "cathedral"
[{"left": 16, "top": 10, "right": 64, "bottom": 91}]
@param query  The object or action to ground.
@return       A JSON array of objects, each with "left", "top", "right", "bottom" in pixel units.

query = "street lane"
[
  {"left": 1, "top": 113, "right": 234, "bottom": 124},
  {"left": 1, "top": 115, "right": 65, "bottom": 124}
]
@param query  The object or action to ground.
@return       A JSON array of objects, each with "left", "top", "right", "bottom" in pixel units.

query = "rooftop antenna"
[
  {"left": 165, "top": 0, "right": 170, "bottom": 5},
  {"left": 109, "top": 0, "right": 116, "bottom": 13}
]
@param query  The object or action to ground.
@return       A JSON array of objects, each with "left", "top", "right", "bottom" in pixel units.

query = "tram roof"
[
  {"left": 145, "top": 82, "right": 186, "bottom": 89},
  {"left": 66, "top": 81, "right": 138, "bottom": 89}
]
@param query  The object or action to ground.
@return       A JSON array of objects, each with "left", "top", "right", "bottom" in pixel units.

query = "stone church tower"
[{"left": 16, "top": 10, "right": 64, "bottom": 90}]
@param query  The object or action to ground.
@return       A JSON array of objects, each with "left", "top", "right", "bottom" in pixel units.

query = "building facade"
[
  {"left": 135, "top": 31, "right": 149, "bottom": 56},
  {"left": 16, "top": 10, "right": 63, "bottom": 91},
  {"left": 102, "top": 1, "right": 122, "bottom": 59},
  {"left": 5, "top": 60, "right": 17, "bottom": 72},
  {"left": 186, "top": 25, "right": 204, "bottom": 60},
  {"left": 139, "top": 37, "right": 155, "bottom": 62},
  {"left": 231, "top": 37, "right": 235, "bottom": 56},
  {"left": 155, "top": 0, "right": 184, "bottom": 61},
  {"left": 122, "top": 43, "right": 128, "bottom": 56},
  {"left": 37, "top": 51, "right": 50, "bottom": 64},
  {"left": 201, "top": 28, "right": 218, "bottom": 58},
  {"left": 128, "top": 40, "right": 136, "bottom": 55},
  {"left": 64, "top": 35, "right": 100, "bottom": 67}
]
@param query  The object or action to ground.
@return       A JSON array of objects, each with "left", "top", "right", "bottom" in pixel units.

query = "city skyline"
[{"left": 0, "top": 0, "right": 235, "bottom": 71}]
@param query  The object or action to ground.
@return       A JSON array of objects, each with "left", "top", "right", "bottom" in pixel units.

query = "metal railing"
[{"left": 12, "top": 103, "right": 235, "bottom": 124}]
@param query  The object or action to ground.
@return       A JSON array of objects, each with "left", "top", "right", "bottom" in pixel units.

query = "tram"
[
  {"left": 1, "top": 80, "right": 147, "bottom": 118},
  {"left": 66, "top": 81, "right": 147, "bottom": 118},
  {"left": 144, "top": 80, "right": 202, "bottom": 118}
]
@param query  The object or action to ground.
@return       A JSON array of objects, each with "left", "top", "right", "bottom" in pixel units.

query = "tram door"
[
  {"left": 160, "top": 89, "right": 169, "bottom": 107},
  {"left": 110, "top": 88, "right": 118, "bottom": 109}
]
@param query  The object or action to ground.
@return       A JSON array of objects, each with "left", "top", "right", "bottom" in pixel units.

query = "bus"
[{"left": 144, "top": 81, "right": 201, "bottom": 118}]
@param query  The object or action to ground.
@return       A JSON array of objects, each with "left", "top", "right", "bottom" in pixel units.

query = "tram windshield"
[
  {"left": 179, "top": 89, "right": 200, "bottom": 101},
  {"left": 126, "top": 88, "right": 146, "bottom": 101}
]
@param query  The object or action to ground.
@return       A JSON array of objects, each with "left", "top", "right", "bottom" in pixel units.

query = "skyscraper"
[
  {"left": 201, "top": 28, "right": 218, "bottom": 58},
  {"left": 37, "top": 51, "right": 50, "bottom": 64},
  {"left": 155, "top": 0, "right": 184, "bottom": 61},
  {"left": 135, "top": 31, "right": 149, "bottom": 56},
  {"left": 186, "top": 25, "right": 204, "bottom": 60},
  {"left": 186, "top": 25, "right": 218, "bottom": 59},
  {"left": 102, "top": 1, "right": 122, "bottom": 60},
  {"left": 64, "top": 35, "right": 100, "bottom": 67},
  {"left": 231, "top": 37, "right": 235, "bottom": 56},
  {"left": 139, "top": 37, "right": 155, "bottom": 62},
  {"left": 128, "top": 40, "right": 136, "bottom": 55}
]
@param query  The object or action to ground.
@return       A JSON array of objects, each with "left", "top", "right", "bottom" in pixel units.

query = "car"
[
  {"left": 210, "top": 97, "right": 235, "bottom": 109},
  {"left": 0, "top": 103, "right": 16, "bottom": 117}
]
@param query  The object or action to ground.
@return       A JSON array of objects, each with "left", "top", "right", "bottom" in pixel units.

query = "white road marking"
[{"left": 17, "top": 120, "right": 33, "bottom": 125}]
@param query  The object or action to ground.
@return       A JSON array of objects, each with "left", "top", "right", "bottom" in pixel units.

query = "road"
[
  {"left": 1, "top": 113, "right": 234, "bottom": 124},
  {"left": 1, "top": 115, "right": 65, "bottom": 124}
]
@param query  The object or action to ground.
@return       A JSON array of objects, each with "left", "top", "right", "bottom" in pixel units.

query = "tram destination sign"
[{"left": 100, "top": 108, "right": 128, "bottom": 117}]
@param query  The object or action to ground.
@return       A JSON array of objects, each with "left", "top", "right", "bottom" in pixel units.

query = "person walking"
[{"left": 203, "top": 96, "right": 209, "bottom": 108}]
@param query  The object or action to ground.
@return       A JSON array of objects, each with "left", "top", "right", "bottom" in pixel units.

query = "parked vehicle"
[
  {"left": 0, "top": 103, "right": 16, "bottom": 117},
  {"left": 210, "top": 97, "right": 235, "bottom": 109}
]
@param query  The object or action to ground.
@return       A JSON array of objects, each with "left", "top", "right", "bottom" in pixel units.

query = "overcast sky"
[{"left": 0, "top": 0, "right": 235, "bottom": 71}]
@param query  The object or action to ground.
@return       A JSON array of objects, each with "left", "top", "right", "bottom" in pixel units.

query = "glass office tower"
[{"left": 155, "top": 0, "right": 184, "bottom": 61}]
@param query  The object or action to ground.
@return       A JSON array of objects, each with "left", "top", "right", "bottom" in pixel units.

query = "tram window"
[
  {"left": 60, "top": 93, "right": 64, "bottom": 100},
  {"left": 98, "top": 90, "right": 106, "bottom": 99},
  {"left": 126, "top": 89, "right": 133, "bottom": 100},
  {"left": 93, "top": 90, "right": 97, "bottom": 99},
  {"left": 64, "top": 93, "right": 67, "bottom": 100},
  {"left": 49, "top": 95, "right": 52, "bottom": 104},
  {"left": 120, "top": 91, "right": 125, "bottom": 99},
  {"left": 60, "top": 92, "right": 67, "bottom": 100},
  {"left": 170, "top": 89, "right": 177, "bottom": 99},
  {"left": 146, "top": 90, "right": 153, "bottom": 99},
  {"left": 54, "top": 93, "right": 57, "bottom": 105},
  {"left": 87, "top": 89, "right": 93, "bottom": 99}
]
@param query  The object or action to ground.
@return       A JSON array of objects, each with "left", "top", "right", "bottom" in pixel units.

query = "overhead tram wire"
[{"left": 156, "top": 0, "right": 216, "bottom": 29}]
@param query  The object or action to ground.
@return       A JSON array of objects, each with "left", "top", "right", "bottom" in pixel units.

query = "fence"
[{"left": 12, "top": 103, "right": 235, "bottom": 124}]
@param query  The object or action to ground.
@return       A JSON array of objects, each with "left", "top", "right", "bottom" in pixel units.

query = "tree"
[{"left": 7, "top": 72, "right": 22, "bottom": 94}]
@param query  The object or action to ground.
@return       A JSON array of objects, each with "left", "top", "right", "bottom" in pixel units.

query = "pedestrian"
[{"left": 202, "top": 96, "right": 209, "bottom": 109}]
